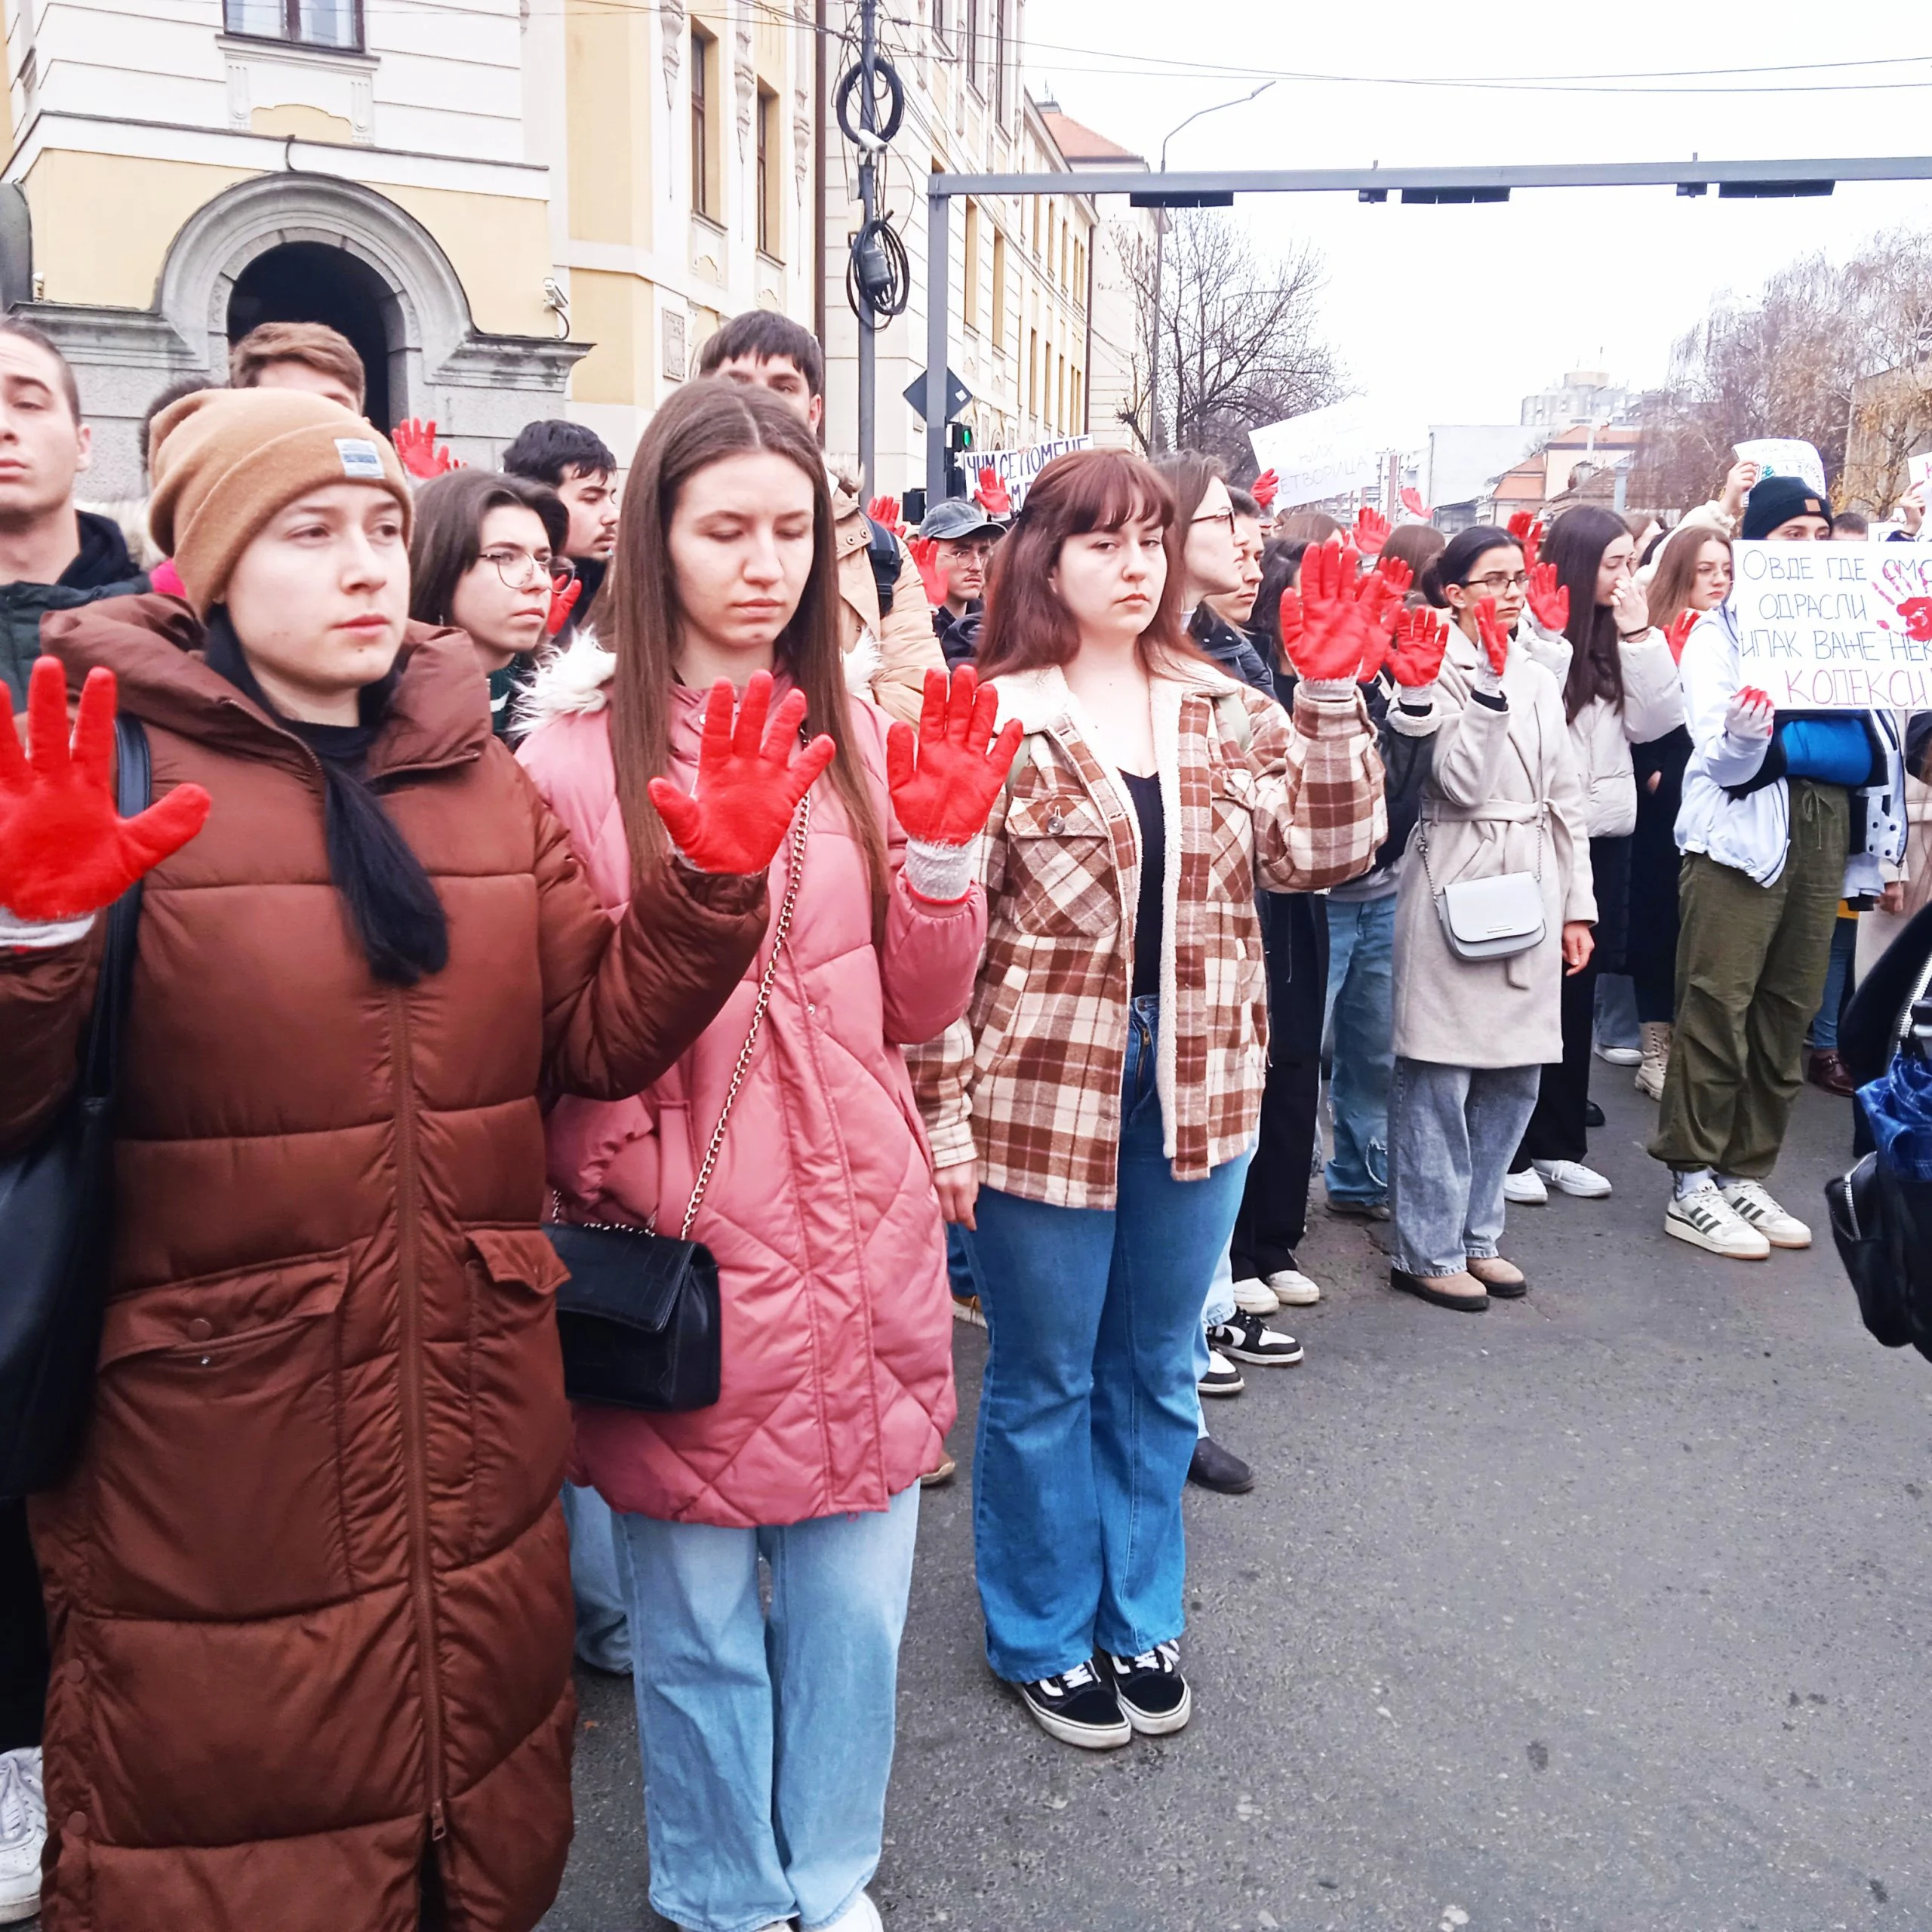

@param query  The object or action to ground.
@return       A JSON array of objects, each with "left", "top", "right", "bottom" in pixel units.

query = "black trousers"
[
  {"left": 1629, "top": 731, "right": 1691, "bottom": 1023},
  {"left": 0, "top": 1500, "right": 48, "bottom": 1752},
  {"left": 1231, "top": 894, "right": 1327, "bottom": 1281}
]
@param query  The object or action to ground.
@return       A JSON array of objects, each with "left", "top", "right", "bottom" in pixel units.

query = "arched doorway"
[{"left": 226, "top": 240, "right": 396, "bottom": 428}]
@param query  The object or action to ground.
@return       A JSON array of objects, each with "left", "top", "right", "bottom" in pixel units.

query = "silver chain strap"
[{"left": 675, "top": 792, "right": 810, "bottom": 1240}]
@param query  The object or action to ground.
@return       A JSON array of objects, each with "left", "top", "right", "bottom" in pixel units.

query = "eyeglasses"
[
  {"left": 1190, "top": 509, "right": 1235, "bottom": 535},
  {"left": 480, "top": 549, "right": 574, "bottom": 592},
  {"left": 1463, "top": 570, "right": 1530, "bottom": 595}
]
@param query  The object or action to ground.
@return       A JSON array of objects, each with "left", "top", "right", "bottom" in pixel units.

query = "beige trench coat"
[{"left": 1391, "top": 628, "right": 1596, "bottom": 1068}]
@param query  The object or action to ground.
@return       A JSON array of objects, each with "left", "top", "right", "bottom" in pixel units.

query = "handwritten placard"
[
  {"left": 1732, "top": 540, "right": 1932, "bottom": 708},
  {"left": 1735, "top": 438, "right": 1827, "bottom": 495},
  {"left": 977, "top": 435, "right": 1091, "bottom": 513}
]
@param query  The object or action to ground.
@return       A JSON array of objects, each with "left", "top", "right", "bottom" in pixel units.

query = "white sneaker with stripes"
[
  {"left": 1665, "top": 1183, "right": 1770, "bottom": 1260},
  {"left": 1721, "top": 1180, "right": 1812, "bottom": 1249}
]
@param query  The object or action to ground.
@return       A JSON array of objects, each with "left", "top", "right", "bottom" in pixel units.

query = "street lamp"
[{"left": 1147, "top": 81, "right": 1275, "bottom": 456}]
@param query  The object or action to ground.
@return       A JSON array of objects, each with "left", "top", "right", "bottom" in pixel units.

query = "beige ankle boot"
[{"left": 1635, "top": 1020, "right": 1672, "bottom": 1100}]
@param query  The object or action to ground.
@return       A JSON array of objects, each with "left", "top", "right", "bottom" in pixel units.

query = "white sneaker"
[
  {"left": 1533, "top": 1158, "right": 1613, "bottom": 1198},
  {"left": 1665, "top": 1183, "right": 1770, "bottom": 1260},
  {"left": 1594, "top": 1041, "right": 1642, "bottom": 1066},
  {"left": 1721, "top": 1180, "right": 1812, "bottom": 1250},
  {"left": 1231, "top": 1275, "right": 1280, "bottom": 1315},
  {"left": 1265, "top": 1266, "right": 1321, "bottom": 1306},
  {"left": 1503, "top": 1167, "right": 1548, "bottom": 1204},
  {"left": 814, "top": 1890, "right": 884, "bottom": 1932},
  {"left": 0, "top": 1748, "right": 45, "bottom": 1927}
]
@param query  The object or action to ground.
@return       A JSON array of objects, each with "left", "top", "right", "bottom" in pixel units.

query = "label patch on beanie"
[{"left": 335, "top": 437, "right": 385, "bottom": 480}]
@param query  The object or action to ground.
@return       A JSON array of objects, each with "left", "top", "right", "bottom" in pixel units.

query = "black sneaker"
[
  {"left": 1105, "top": 1641, "right": 1192, "bottom": 1736},
  {"left": 1015, "top": 1662, "right": 1132, "bottom": 1749},
  {"left": 1196, "top": 1349, "right": 1245, "bottom": 1398},
  {"left": 1206, "top": 1313, "right": 1304, "bottom": 1366},
  {"left": 1187, "top": 1435, "right": 1254, "bottom": 1494}
]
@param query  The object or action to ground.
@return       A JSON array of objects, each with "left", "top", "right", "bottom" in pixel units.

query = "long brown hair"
[
  {"left": 974, "top": 448, "right": 1195, "bottom": 678},
  {"left": 408, "top": 469, "right": 568, "bottom": 627},
  {"left": 603, "top": 379, "right": 886, "bottom": 906},
  {"left": 1543, "top": 505, "right": 1630, "bottom": 722},
  {"left": 1647, "top": 525, "right": 1730, "bottom": 632}
]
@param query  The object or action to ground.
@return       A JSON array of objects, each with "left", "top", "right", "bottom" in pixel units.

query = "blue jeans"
[
  {"left": 559, "top": 1481, "right": 631, "bottom": 1674},
  {"left": 613, "top": 1486, "right": 921, "bottom": 1932},
  {"left": 1389, "top": 1057, "right": 1541, "bottom": 1277},
  {"left": 969, "top": 995, "right": 1250, "bottom": 1683},
  {"left": 1810, "top": 915, "right": 1858, "bottom": 1051},
  {"left": 946, "top": 1223, "right": 984, "bottom": 1302},
  {"left": 1324, "top": 894, "right": 1396, "bottom": 1206}
]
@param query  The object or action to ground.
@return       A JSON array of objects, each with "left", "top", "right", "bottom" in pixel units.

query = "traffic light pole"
[
  {"left": 854, "top": 0, "right": 879, "bottom": 491},
  {"left": 923, "top": 192, "right": 951, "bottom": 509}
]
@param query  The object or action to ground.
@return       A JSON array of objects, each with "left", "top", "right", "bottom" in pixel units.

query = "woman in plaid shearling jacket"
[{"left": 913, "top": 450, "right": 1387, "bottom": 1749}]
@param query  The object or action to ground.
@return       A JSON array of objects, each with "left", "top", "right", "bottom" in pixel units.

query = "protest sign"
[
  {"left": 975, "top": 435, "right": 1090, "bottom": 513},
  {"left": 1730, "top": 540, "right": 1932, "bottom": 708},
  {"left": 1909, "top": 451, "right": 1932, "bottom": 494},
  {"left": 1734, "top": 438, "right": 1827, "bottom": 495},
  {"left": 1248, "top": 399, "right": 1398, "bottom": 510}
]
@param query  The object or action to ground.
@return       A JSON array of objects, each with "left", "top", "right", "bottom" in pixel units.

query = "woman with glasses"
[
  {"left": 1388, "top": 525, "right": 1594, "bottom": 1310},
  {"left": 409, "top": 469, "right": 576, "bottom": 740}
]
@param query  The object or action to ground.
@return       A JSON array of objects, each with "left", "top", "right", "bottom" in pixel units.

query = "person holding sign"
[{"left": 1654, "top": 475, "right": 1906, "bottom": 1259}]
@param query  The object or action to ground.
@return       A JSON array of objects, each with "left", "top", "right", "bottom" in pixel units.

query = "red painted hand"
[
  {"left": 646, "top": 672, "right": 836, "bottom": 873},
  {"left": 1251, "top": 468, "right": 1279, "bottom": 512},
  {"left": 907, "top": 534, "right": 948, "bottom": 608},
  {"left": 1473, "top": 598, "right": 1511, "bottom": 678},
  {"left": 545, "top": 575, "right": 583, "bottom": 639},
  {"left": 1724, "top": 686, "right": 1776, "bottom": 741},
  {"left": 1399, "top": 485, "right": 1429, "bottom": 520},
  {"left": 1389, "top": 606, "right": 1449, "bottom": 688},
  {"left": 1278, "top": 586, "right": 1304, "bottom": 658},
  {"left": 392, "top": 418, "right": 462, "bottom": 479},
  {"left": 1664, "top": 608, "right": 1697, "bottom": 663},
  {"left": 0, "top": 658, "right": 211, "bottom": 921},
  {"left": 1899, "top": 595, "right": 1932, "bottom": 642},
  {"left": 866, "top": 495, "right": 905, "bottom": 538},
  {"left": 1352, "top": 506, "right": 1391, "bottom": 558},
  {"left": 886, "top": 666, "right": 1023, "bottom": 847},
  {"left": 1525, "top": 561, "right": 1570, "bottom": 635},
  {"left": 1506, "top": 512, "right": 1543, "bottom": 574},
  {"left": 1291, "top": 541, "right": 1392, "bottom": 683},
  {"left": 974, "top": 466, "right": 1013, "bottom": 517}
]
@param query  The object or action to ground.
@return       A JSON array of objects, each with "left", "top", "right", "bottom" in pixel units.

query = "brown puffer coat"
[{"left": 1, "top": 597, "right": 769, "bottom": 1932}]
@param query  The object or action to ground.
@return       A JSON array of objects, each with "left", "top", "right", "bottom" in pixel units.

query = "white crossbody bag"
[{"left": 1415, "top": 808, "right": 1547, "bottom": 962}]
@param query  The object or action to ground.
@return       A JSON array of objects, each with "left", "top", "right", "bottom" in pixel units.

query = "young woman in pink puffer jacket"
[{"left": 515, "top": 380, "right": 1014, "bottom": 1932}]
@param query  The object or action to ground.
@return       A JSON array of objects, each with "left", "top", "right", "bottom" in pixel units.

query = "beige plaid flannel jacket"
[{"left": 910, "top": 659, "right": 1386, "bottom": 1208}]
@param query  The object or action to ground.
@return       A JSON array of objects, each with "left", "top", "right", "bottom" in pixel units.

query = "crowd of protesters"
[{"left": 0, "top": 303, "right": 1917, "bottom": 1932}]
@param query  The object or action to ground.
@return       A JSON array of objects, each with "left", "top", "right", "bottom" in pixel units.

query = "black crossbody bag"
[
  {"left": 0, "top": 717, "right": 149, "bottom": 1498},
  {"left": 544, "top": 799, "right": 808, "bottom": 1413}
]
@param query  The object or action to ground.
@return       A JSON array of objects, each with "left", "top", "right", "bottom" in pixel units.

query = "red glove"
[
  {"left": 1389, "top": 606, "right": 1449, "bottom": 688},
  {"left": 886, "top": 666, "right": 1023, "bottom": 847},
  {"left": 1473, "top": 598, "right": 1512, "bottom": 678},
  {"left": 1506, "top": 512, "right": 1543, "bottom": 574},
  {"left": 392, "top": 418, "right": 462, "bottom": 480},
  {"left": 1291, "top": 542, "right": 1392, "bottom": 683},
  {"left": 866, "top": 495, "right": 905, "bottom": 538},
  {"left": 1353, "top": 555, "right": 1415, "bottom": 681},
  {"left": 1278, "top": 586, "right": 1303, "bottom": 658},
  {"left": 646, "top": 672, "right": 836, "bottom": 873},
  {"left": 0, "top": 658, "right": 211, "bottom": 922},
  {"left": 907, "top": 534, "right": 947, "bottom": 608},
  {"left": 1251, "top": 469, "right": 1279, "bottom": 512},
  {"left": 1352, "top": 506, "right": 1390, "bottom": 558},
  {"left": 1399, "top": 485, "right": 1429, "bottom": 520},
  {"left": 974, "top": 467, "right": 1013, "bottom": 517},
  {"left": 1664, "top": 608, "right": 1697, "bottom": 663},
  {"left": 545, "top": 576, "right": 583, "bottom": 639},
  {"left": 1525, "top": 562, "right": 1569, "bottom": 635}
]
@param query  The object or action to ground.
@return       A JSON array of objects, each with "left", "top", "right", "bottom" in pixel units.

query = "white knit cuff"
[
  {"left": 903, "top": 838, "right": 976, "bottom": 903},
  {"left": 1472, "top": 658, "right": 1506, "bottom": 697},
  {"left": 0, "top": 906, "right": 95, "bottom": 949}
]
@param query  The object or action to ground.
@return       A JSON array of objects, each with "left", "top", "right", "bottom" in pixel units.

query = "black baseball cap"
[{"left": 918, "top": 499, "right": 1005, "bottom": 541}]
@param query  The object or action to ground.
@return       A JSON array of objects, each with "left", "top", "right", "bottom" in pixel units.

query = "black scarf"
[{"left": 204, "top": 611, "right": 450, "bottom": 985}]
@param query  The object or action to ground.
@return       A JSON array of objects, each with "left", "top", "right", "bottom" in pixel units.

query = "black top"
[{"left": 1121, "top": 769, "right": 1164, "bottom": 1000}]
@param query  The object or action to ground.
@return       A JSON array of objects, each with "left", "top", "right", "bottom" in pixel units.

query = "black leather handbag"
[
  {"left": 0, "top": 717, "right": 149, "bottom": 1499},
  {"left": 546, "top": 799, "right": 808, "bottom": 1413}
]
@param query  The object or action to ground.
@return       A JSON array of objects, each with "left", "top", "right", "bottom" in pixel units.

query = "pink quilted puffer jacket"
[{"left": 516, "top": 648, "right": 983, "bottom": 1527}]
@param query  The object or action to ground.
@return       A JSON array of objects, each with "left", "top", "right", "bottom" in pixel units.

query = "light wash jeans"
[
  {"left": 1389, "top": 1057, "right": 1541, "bottom": 1278},
  {"left": 968, "top": 995, "right": 1249, "bottom": 1683},
  {"left": 1192, "top": 1242, "right": 1241, "bottom": 1438},
  {"left": 613, "top": 1485, "right": 921, "bottom": 1932},
  {"left": 1324, "top": 894, "right": 1397, "bottom": 1207},
  {"left": 559, "top": 1481, "right": 631, "bottom": 1674},
  {"left": 1594, "top": 972, "right": 1641, "bottom": 1052}
]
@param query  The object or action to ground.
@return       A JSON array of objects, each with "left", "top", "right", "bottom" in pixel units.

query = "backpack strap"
[{"left": 863, "top": 515, "right": 900, "bottom": 617}]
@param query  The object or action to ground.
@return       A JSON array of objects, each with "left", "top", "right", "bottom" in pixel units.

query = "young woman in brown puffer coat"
[{"left": 0, "top": 387, "right": 823, "bottom": 1932}]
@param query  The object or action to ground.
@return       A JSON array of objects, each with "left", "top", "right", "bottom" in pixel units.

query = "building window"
[
  {"left": 1057, "top": 352, "right": 1066, "bottom": 432},
  {"left": 691, "top": 26, "right": 715, "bottom": 220},
  {"left": 965, "top": 0, "right": 980, "bottom": 97},
  {"left": 756, "top": 85, "right": 780, "bottom": 258},
  {"left": 1060, "top": 223, "right": 1069, "bottom": 291},
  {"left": 1072, "top": 367, "right": 1083, "bottom": 432},
  {"left": 962, "top": 199, "right": 981, "bottom": 334},
  {"left": 223, "top": 0, "right": 361, "bottom": 48},
  {"left": 991, "top": 232, "right": 1007, "bottom": 352},
  {"left": 993, "top": 0, "right": 1007, "bottom": 120},
  {"left": 932, "top": 0, "right": 947, "bottom": 48},
  {"left": 1028, "top": 328, "right": 1038, "bottom": 420}
]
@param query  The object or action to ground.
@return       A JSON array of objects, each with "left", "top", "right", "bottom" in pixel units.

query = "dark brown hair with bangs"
[
  {"left": 602, "top": 378, "right": 886, "bottom": 910},
  {"left": 974, "top": 448, "right": 1194, "bottom": 678}
]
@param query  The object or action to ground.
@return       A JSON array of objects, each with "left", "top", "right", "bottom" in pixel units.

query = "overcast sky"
[{"left": 1023, "top": 0, "right": 1932, "bottom": 435}]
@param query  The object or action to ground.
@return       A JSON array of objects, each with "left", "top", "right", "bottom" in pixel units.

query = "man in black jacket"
[{"left": 915, "top": 497, "right": 1003, "bottom": 669}]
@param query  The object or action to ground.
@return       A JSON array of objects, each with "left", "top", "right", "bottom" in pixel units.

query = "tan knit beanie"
[{"left": 147, "top": 389, "right": 414, "bottom": 616}]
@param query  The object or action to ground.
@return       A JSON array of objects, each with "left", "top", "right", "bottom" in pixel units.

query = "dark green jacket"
[{"left": 0, "top": 510, "right": 148, "bottom": 704}]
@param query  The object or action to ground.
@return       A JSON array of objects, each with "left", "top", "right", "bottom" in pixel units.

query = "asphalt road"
[{"left": 545, "top": 1069, "right": 1932, "bottom": 1932}]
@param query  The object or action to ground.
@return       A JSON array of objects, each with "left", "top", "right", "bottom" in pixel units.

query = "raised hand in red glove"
[
  {"left": 392, "top": 418, "right": 463, "bottom": 480},
  {"left": 1664, "top": 608, "right": 1697, "bottom": 663},
  {"left": 1354, "top": 555, "right": 1416, "bottom": 681},
  {"left": 1525, "top": 561, "right": 1569, "bottom": 634},
  {"left": 1724, "top": 686, "right": 1775, "bottom": 741},
  {"left": 545, "top": 575, "right": 583, "bottom": 639},
  {"left": 1389, "top": 606, "right": 1449, "bottom": 688},
  {"left": 887, "top": 666, "right": 1023, "bottom": 848},
  {"left": 1291, "top": 541, "right": 1392, "bottom": 683},
  {"left": 1399, "top": 485, "right": 1430, "bottom": 520},
  {"left": 1506, "top": 512, "right": 1543, "bottom": 574},
  {"left": 975, "top": 466, "right": 1013, "bottom": 518},
  {"left": 866, "top": 495, "right": 905, "bottom": 538},
  {"left": 0, "top": 658, "right": 211, "bottom": 922},
  {"left": 1277, "top": 586, "right": 1304, "bottom": 660},
  {"left": 647, "top": 672, "right": 835, "bottom": 874},
  {"left": 1472, "top": 597, "right": 1512, "bottom": 678},
  {"left": 907, "top": 534, "right": 948, "bottom": 608},
  {"left": 1251, "top": 468, "right": 1279, "bottom": 512},
  {"left": 1352, "top": 506, "right": 1391, "bottom": 558}
]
